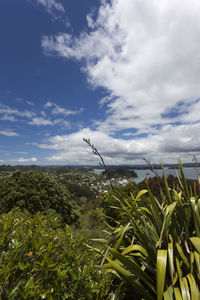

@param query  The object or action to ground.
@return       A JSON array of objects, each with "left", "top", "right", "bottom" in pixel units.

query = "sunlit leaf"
[{"left": 157, "top": 249, "right": 167, "bottom": 300}]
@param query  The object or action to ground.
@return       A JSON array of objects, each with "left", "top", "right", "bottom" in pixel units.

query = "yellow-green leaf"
[
  {"left": 179, "top": 277, "right": 190, "bottom": 300},
  {"left": 190, "top": 237, "right": 200, "bottom": 253},
  {"left": 174, "top": 287, "right": 183, "bottom": 300},
  {"left": 186, "top": 274, "right": 200, "bottom": 300},
  {"left": 157, "top": 249, "right": 167, "bottom": 300}
]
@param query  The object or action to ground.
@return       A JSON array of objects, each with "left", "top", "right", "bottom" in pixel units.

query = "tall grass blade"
[
  {"left": 168, "top": 242, "right": 174, "bottom": 282},
  {"left": 163, "top": 285, "right": 173, "bottom": 300},
  {"left": 190, "top": 199, "right": 200, "bottom": 237},
  {"left": 179, "top": 277, "right": 190, "bottom": 300},
  {"left": 157, "top": 249, "right": 167, "bottom": 300},
  {"left": 174, "top": 287, "right": 183, "bottom": 300},
  {"left": 122, "top": 244, "right": 148, "bottom": 257},
  {"left": 103, "top": 255, "right": 154, "bottom": 300},
  {"left": 190, "top": 237, "right": 200, "bottom": 253},
  {"left": 176, "top": 243, "right": 190, "bottom": 270},
  {"left": 161, "top": 163, "right": 172, "bottom": 204},
  {"left": 178, "top": 159, "right": 190, "bottom": 200},
  {"left": 158, "top": 202, "right": 176, "bottom": 247},
  {"left": 186, "top": 274, "right": 200, "bottom": 300},
  {"left": 108, "top": 247, "right": 155, "bottom": 290}
]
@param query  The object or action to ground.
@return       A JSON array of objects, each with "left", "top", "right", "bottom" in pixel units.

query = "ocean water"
[
  {"left": 132, "top": 167, "right": 199, "bottom": 184},
  {"left": 92, "top": 167, "right": 199, "bottom": 183}
]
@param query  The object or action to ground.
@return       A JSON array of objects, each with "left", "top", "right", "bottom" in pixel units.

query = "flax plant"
[
  {"left": 96, "top": 160, "right": 200, "bottom": 299},
  {"left": 83, "top": 139, "right": 200, "bottom": 299}
]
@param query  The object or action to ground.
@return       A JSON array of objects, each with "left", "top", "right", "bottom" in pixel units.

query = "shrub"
[
  {"left": 0, "top": 170, "right": 79, "bottom": 224},
  {"left": 0, "top": 209, "right": 108, "bottom": 299}
]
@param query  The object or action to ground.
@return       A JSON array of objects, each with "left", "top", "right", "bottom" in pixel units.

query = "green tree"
[{"left": 0, "top": 170, "right": 78, "bottom": 224}]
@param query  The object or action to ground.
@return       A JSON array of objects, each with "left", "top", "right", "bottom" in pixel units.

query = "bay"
[
  {"left": 92, "top": 167, "right": 200, "bottom": 184},
  {"left": 132, "top": 167, "right": 199, "bottom": 183}
]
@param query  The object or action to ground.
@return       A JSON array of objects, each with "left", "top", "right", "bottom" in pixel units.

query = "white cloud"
[
  {"left": 40, "top": 0, "right": 200, "bottom": 163},
  {"left": 28, "top": 116, "right": 70, "bottom": 127},
  {"left": 44, "top": 101, "right": 84, "bottom": 116},
  {"left": 0, "top": 129, "right": 18, "bottom": 137},
  {"left": 44, "top": 101, "right": 53, "bottom": 108},
  {"left": 3, "top": 157, "right": 38, "bottom": 164},
  {"left": 0, "top": 115, "right": 16, "bottom": 122},
  {"left": 28, "top": 117, "right": 54, "bottom": 126},
  {"left": 26, "top": 101, "right": 35, "bottom": 106},
  {"left": 54, "top": 119, "right": 70, "bottom": 127},
  {"left": 37, "top": 0, "right": 65, "bottom": 13},
  {"left": 37, "top": 0, "right": 69, "bottom": 23},
  {"left": 31, "top": 124, "right": 200, "bottom": 165},
  {"left": 0, "top": 102, "right": 73, "bottom": 129},
  {"left": 17, "top": 157, "right": 38, "bottom": 163},
  {"left": 0, "top": 104, "right": 35, "bottom": 119}
]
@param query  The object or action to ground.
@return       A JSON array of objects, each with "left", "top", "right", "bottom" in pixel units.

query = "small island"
[{"left": 102, "top": 167, "right": 138, "bottom": 178}]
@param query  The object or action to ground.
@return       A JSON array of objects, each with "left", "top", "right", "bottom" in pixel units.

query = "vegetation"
[
  {"left": 101, "top": 183, "right": 139, "bottom": 225},
  {"left": 137, "top": 174, "right": 200, "bottom": 203},
  {"left": 0, "top": 209, "right": 108, "bottom": 299},
  {"left": 61, "top": 182, "right": 96, "bottom": 203},
  {"left": 0, "top": 170, "right": 79, "bottom": 224},
  {"left": 94, "top": 160, "right": 200, "bottom": 299},
  {"left": 0, "top": 153, "right": 200, "bottom": 299}
]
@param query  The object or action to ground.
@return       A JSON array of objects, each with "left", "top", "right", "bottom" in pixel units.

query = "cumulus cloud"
[
  {"left": 31, "top": 124, "right": 200, "bottom": 165},
  {"left": 40, "top": 0, "right": 200, "bottom": 163},
  {"left": 0, "top": 129, "right": 18, "bottom": 137}
]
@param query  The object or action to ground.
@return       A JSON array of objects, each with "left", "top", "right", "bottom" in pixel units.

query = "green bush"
[
  {"left": 0, "top": 170, "right": 79, "bottom": 224},
  {"left": 0, "top": 209, "right": 108, "bottom": 299}
]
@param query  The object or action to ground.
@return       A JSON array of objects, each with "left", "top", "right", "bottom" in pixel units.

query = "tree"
[{"left": 0, "top": 170, "right": 79, "bottom": 224}]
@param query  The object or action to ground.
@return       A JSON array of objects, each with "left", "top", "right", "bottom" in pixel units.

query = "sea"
[{"left": 92, "top": 167, "right": 199, "bottom": 184}]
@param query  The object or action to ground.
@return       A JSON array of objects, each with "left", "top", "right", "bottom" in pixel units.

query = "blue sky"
[{"left": 1, "top": 0, "right": 200, "bottom": 165}]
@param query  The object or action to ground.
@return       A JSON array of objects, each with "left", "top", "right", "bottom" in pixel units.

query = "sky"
[{"left": 1, "top": 0, "right": 200, "bottom": 165}]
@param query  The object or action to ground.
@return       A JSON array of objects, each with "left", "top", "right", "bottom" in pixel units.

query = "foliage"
[
  {"left": 101, "top": 183, "right": 140, "bottom": 225},
  {"left": 0, "top": 170, "right": 79, "bottom": 224},
  {"left": 63, "top": 182, "right": 96, "bottom": 201},
  {"left": 95, "top": 160, "right": 200, "bottom": 299},
  {"left": 80, "top": 207, "right": 105, "bottom": 230},
  {"left": 137, "top": 174, "right": 200, "bottom": 203},
  {"left": 0, "top": 208, "right": 108, "bottom": 299}
]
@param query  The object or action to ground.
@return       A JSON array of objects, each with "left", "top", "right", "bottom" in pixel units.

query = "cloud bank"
[{"left": 39, "top": 0, "right": 200, "bottom": 164}]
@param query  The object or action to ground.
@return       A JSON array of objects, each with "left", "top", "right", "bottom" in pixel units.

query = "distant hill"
[{"left": 0, "top": 162, "right": 199, "bottom": 174}]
